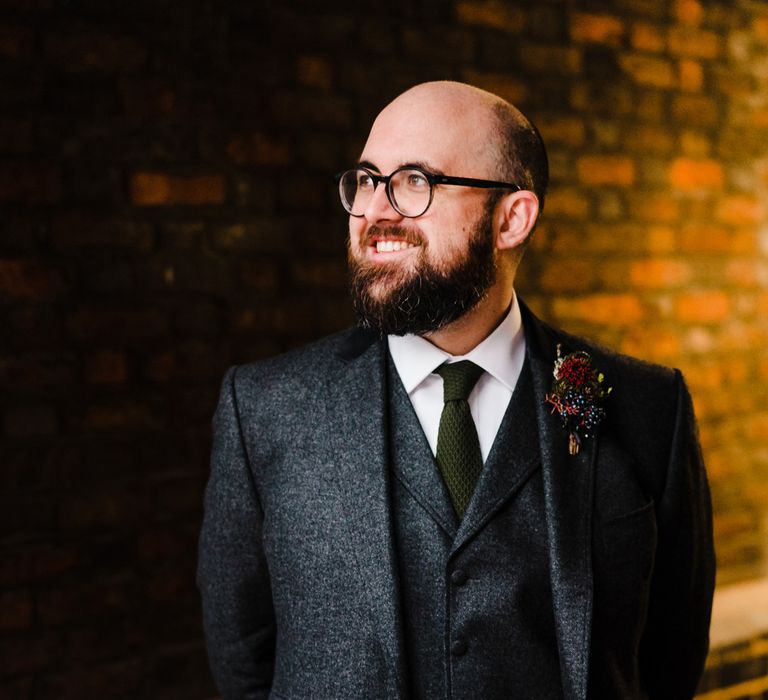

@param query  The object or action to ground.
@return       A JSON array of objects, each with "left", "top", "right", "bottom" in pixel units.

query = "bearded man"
[{"left": 198, "top": 81, "right": 715, "bottom": 700}]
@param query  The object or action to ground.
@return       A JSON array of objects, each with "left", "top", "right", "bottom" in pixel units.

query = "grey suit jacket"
[{"left": 197, "top": 302, "right": 715, "bottom": 700}]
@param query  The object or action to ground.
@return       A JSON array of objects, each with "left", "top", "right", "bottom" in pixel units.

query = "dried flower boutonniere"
[{"left": 545, "top": 344, "right": 612, "bottom": 455}]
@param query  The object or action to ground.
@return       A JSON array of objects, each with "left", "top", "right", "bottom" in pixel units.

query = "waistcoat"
[{"left": 387, "top": 353, "right": 563, "bottom": 700}]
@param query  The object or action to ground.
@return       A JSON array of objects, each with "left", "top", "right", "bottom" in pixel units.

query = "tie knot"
[{"left": 435, "top": 360, "right": 484, "bottom": 402}]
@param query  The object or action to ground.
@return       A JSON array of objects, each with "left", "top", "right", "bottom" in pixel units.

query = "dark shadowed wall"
[{"left": 1, "top": 0, "right": 767, "bottom": 697}]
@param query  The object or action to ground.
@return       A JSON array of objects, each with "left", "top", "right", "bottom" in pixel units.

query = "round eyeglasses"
[{"left": 335, "top": 166, "right": 521, "bottom": 218}]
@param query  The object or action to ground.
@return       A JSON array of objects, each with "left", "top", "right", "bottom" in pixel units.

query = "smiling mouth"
[{"left": 373, "top": 240, "right": 418, "bottom": 253}]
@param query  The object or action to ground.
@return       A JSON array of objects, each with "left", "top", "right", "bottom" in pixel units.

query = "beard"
[{"left": 347, "top": 204, "right": 497, "bottom": 336}]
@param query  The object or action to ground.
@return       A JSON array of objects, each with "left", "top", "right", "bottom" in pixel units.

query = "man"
[{"left": 198, "top": 81, "right": 715, "bottom": 699}]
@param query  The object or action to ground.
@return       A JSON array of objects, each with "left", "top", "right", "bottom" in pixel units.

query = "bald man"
[{"left": 198, "top": 82, "right": 715, "bottom": 700}]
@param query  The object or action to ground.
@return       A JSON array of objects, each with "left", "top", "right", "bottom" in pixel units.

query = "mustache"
[{"left": 362, "top": 224, "right": 423, "bottom": 247}]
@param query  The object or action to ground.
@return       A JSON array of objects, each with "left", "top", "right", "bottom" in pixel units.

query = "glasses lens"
[
  {"left": 339, "top": 169, "right": 374, "bottom": 216},
  {"left": 389, "top": 169, "right": 432, "bottom": 217}
]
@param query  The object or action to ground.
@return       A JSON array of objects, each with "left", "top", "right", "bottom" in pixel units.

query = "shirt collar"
[{"left": 387, "top": 293, "right": 525, "bottom": 394}]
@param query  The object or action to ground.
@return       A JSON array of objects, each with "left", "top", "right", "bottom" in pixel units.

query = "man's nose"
[{"left": 363, "top": 181, "right": 403, "bottom": 223}]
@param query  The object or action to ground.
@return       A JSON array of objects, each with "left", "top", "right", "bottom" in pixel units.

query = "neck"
[{"left": 423, "top": 281, "right": 514, "bottom": 356}]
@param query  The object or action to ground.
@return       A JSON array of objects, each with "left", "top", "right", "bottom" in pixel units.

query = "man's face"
[
  {"left": 348, "top": 199, "right": 498, "bottom": 335},
  {"left": 347, "top": 92, "right": 500, "bottom": 335}
]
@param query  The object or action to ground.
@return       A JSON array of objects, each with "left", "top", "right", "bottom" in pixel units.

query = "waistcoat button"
[
  {"left": 451, "top": 638, "right": 468, "bottom": 656},
  {"left": 450, "top": 569, "right": 468, "bottom": 586}
]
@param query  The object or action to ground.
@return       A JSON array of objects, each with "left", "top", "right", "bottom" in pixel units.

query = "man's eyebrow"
[
  {"left": 355, "top": 160, "right": 448, "bottom": 176},
  {"left": 357, "top": 160, "right": 380, "bottom": 172}
]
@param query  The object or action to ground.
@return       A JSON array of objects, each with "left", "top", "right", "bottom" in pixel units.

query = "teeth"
[{"left": 375, "top": 240, "right": 415, "bottom": 253}]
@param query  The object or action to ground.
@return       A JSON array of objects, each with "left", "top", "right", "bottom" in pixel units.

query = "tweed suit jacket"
[{"left": 198, "top": 301, "right": 715, "bottom": 700}]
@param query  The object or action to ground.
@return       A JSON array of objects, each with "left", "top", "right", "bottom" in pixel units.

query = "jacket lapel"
[
  {"left": 323, "top": 330, "right": 407, "bottom": 698},
  {"left": 522, "top": 302, "right": 596, "bottom": 700}
]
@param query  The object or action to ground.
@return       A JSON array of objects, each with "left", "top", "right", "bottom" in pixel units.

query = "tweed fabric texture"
[
  {"left": 389, "top": 356, "right": 564, "bottom": 699},
  {"left": 435, "top": 361, "right": 484, "bottom": 517},
  {"left": 197, "top": 300, "right": 715, "bottom": 700}
]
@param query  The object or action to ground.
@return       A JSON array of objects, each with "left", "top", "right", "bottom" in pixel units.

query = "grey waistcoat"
[{"left": 388, "top": 354, "right": 564, "bottom": 700}]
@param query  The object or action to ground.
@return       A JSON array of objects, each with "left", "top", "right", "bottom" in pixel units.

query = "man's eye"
[
  {"left": 406, "top": 173, "right": 428, "bottom": 188},
  {"left": 358, "top": 174, "right": 374, "bottom": 189}
]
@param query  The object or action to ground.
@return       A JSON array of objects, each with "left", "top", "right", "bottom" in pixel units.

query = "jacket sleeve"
[
  {"left": 639, "top": 370, "right": 716, "bottom": 698},
  {"left": 198, "top": 366, "right": 275, "bottom": 700}
]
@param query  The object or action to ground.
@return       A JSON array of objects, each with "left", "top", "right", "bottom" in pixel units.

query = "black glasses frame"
[{"left": 334, "top": 165, "right": 521, "bottom": 218}]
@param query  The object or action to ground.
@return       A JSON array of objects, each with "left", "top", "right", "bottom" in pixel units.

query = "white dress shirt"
[{"left": 387, "top": 294, "right": 526, "bottom": 463}]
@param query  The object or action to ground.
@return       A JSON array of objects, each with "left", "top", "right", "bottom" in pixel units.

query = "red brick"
[
  {"left": 544, "top": 189, "right": 590, "bottom": 219},
  {"left": 679, "top": 130, "right": 710, "bottom": 157},
  {"left": 725, "top": 260, "right": 764, "bottom": 287},
  {"left": 0, "top": 117, "right": 33, "bottom": 153},
  {"left": 679, "top": 225, "right": 755, "bottom": 253},
  {"left": 619, "top": 328, "right": 681, "bottom": 361},
  {"left": 0, "top": 354, "right": 75, "bottom": 389},
  {"left": 0, "top": 259, "right": 66, "bottom": 300},
  {"left": 519, "top": 44, "right": 582, "bottom": 74},
  {"left": 0, "top": 163, "right": 60, "bottom": 204},
  {"left": 130, "top": 172, "right": 225, "bottom": 206},
  {"left": 682, "top": 361, "right": 724, "bottom": 390},
  {"left": 744, "top": 412, "right": 768, "bottom": 444},
  {"left": 669, "top": 158, "right": 724, "bottom": 190},
  {"left": 45, "top": 32, "right": 147, "bottom": 72},
  {"left": 627, "top": 193, "right": 680, "bottom": 222},
  {"left": 0, "top": 24, "right": 34, "bottom": 59},
  {"left": 85, "top": 351, "right": 128, "bottom": 385},
  {"left": 667, "top": 27, "right": 721, "bottom": 59},
  {"left": 0, "top": 634, "right": 52, "bottom": 676},
  {"left": 715, "top": 195, "right": 766, "bottom": 226},
  {"left": 722, "top": 358, "right": 750, "bottom": 384},
  {"left": 624, "top": 125, "right": 675, "bottom": 154},
  {"left": 758, "top": 291, "right": 768, "bottom": 317},
  {"left": 630, "top": 23, "right": 665, "bottom": 52},
  {"left": 0, "top": 544, "right": 80, "bottom": 585},
  {"left": 629, "top": 258, "right": 691, "bottom": 288},
  {"left": 67, "top": 307, "right": 168, "bottom": 344},
  {"left": 0, "top": 590, "right": 33, "bottom": 631},
  {"left": 679, "top": 59, "right": 703, "bottom": 91},
  {"left": 672, "top": 94, "right": 719, "bottom": 126},
  {"left": 552, "top": 294, "right": 644, "bottom": 325},
  {"left": 537, "top": 117, "right": 586, "bottom": 147},
  {"left": 538, "top": 260, "right": 595, "bottom": 292},
  {"left": 296, "top": 55, "right": 332, "bottom": 90},
  {"left": 291, "top": 259, "right": 347, "bottom": 289},
  {"left": 577, "top": 155, "right": 635, "bottom": 186},
  {"left": 673, "top": 0, "right": 704, "bottom": 25},
  {"left": 461, "top": 70, "right": 528, "bottom": 105},
  {"left": 619, "top": 53, "right": 675, "bottom": 88},
  {"left": 137, "top": 527, "right": 195, "bottom": 562},
  {"left": 37, "top": 578, "right": 136, "bottom": 626},
  {"left": 51, "top": 213, "right": 154, "bottom": 251},
  {"left": 270, "top": 91, "right": 354, "bottom": 129},
  {"left": 84, "top": 400, "right": 155, "bottom": 432},
  {"left": 240, "top": 260, "right": 280, "bottom": 291},
  {"left": 755, "top": 16, "right": 768, "bottom": 40},
  {"left": 455, "top": 1, "right": 526, "bottom": 31},
  {"left": 227, "top": 132, "right": 293, "bottom": 166},
  {"left": 675, "top": 291, "right": 730, "bottom": 322},
  {"left": 59, "top": 488, "right": 150, "bottom": 530},
  {"left": 570, "top": 13, "right": 625, "bottom": 47},
  {"left": 145, "top": 351, "right": 175, "bottom": 383},
  {"left": 120, "top": 78, "right": 176, "bottom": 118},
  {"left": 647, "top": 226, "right": 676, "bottom": 253},
  {"left": 0, "top": 677, "right": 30, "bottom": 700}
]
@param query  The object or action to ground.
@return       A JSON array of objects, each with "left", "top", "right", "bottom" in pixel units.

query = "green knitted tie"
[{"left": 435, "top": 360, "right": 484, "bottom": 518}]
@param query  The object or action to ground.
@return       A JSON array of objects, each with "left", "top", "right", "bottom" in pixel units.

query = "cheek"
[{"left": 348, "top": 218, "right": 365, "bottom": 248}]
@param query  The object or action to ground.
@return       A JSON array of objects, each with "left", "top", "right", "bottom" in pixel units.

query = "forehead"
[{"left": 359, "top": 94, "right": 496, "bottom": 176}]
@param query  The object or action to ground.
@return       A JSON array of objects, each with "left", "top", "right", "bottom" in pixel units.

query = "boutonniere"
[{"left": 545, "top": 344, "right": 612, "bottom": 456}]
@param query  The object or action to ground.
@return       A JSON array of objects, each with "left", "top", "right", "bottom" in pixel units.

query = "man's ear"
[{"left": 495, "top": 190, "right": 540, "bottom": 251}]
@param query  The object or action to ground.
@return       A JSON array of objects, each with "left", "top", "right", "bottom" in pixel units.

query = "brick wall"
[{"left": 1, "top": 0, "right": 766, "bottom": 697}]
